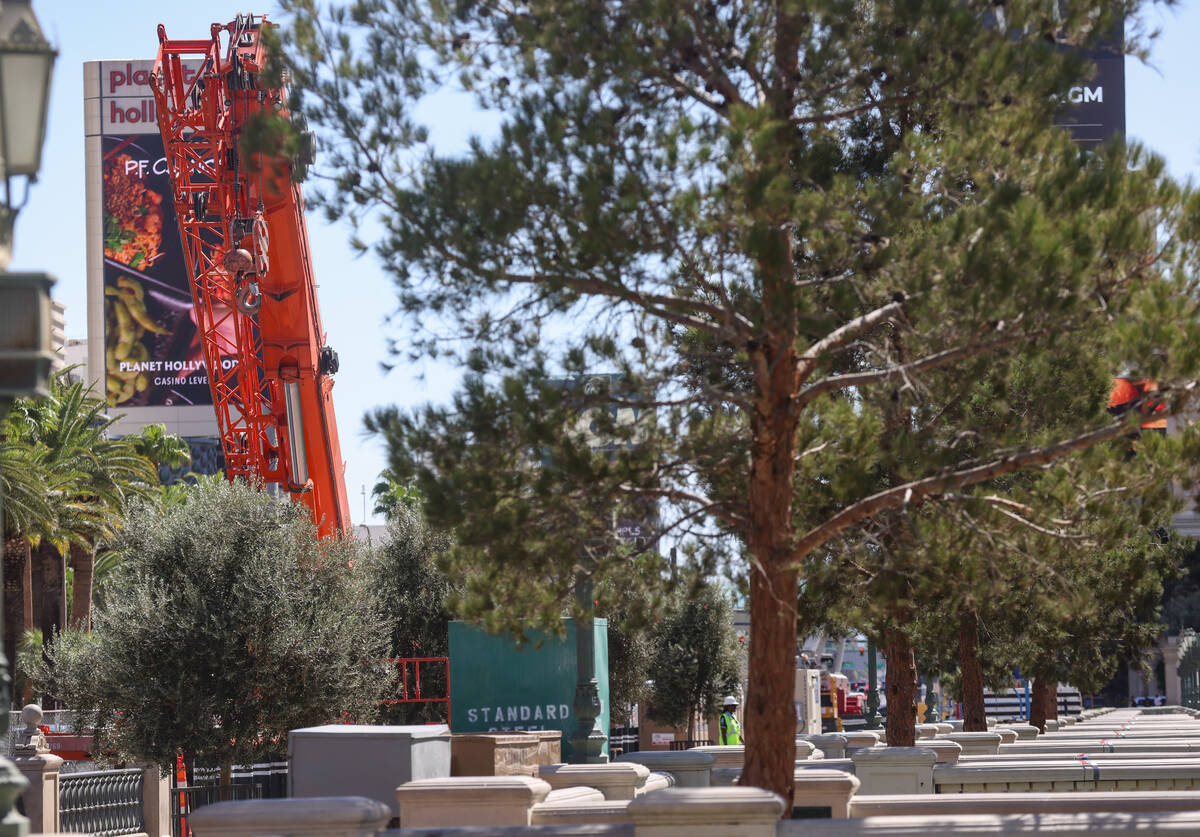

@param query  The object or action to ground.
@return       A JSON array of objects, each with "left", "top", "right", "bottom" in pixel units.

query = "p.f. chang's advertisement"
[{"left": 102, "top": 133, "right": 225, "bottom": 407}]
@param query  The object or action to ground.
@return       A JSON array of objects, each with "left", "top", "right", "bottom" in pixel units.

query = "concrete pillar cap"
[
  {"left": 539, "top": 762, "right": 649, "bottom": 785},
  {"left": 997, "top": 724, "right": 1040, "bottom": 740},
  {"left": 616, "top": 750, "right": 716, "bottom": 769},
  {"left": 918, "top": 739, "right": 962, "bottom": 763},
  {"left": 803, "top": 733, "right": 848, "bottom": 747},
  {"left": 189, "top": 797, "right": 390, "bottom": 837},
  {"left": 945, "top": 731, "right": 1002, "bottom": 741},
  {"left": 851, "top": 746, "right": 938, "bottom": 767},
  {"left": 794, "top": 740, "right": 817, "bottom": 759},
  {"left": 792, "top": 768, "right": 862, "bottom": 792},
  {"left": 397, "top": 775, "right": 551, "bottom": 804},
  {"left": 627, "top": 786, "right": 786, "bottom": 824},
  {"left": 842, "top": 731, "right": 881, "bottom": 748}
]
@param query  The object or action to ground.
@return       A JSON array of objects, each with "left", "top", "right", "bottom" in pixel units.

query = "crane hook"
[{"left": 236, "top": 278, "right": 262, "bottom": 315}]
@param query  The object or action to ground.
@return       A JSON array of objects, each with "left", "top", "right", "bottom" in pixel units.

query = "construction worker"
[{"left": 719, "top": 695, "right": 742, "bottom": 745}]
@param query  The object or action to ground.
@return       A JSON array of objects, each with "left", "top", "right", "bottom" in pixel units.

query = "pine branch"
[
  {"left": 794, "top": 299, "right": 904, "bottom": 386},
  {"left": 790, "top": 419, "right": 1138, "bottom": 562},
  {"left": 794, "top": 331, "right": 1038, "bottom": 410}
]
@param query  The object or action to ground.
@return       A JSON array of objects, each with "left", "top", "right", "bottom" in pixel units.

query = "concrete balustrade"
[
  {"left": 710, "top": 767, "right": 741, "bottom": 786},
  {"left": 543, "top": 786, "right": 606, "bottom": 804},
  {"left": 848, "top": 790, "right": 1200, "bottom": 817},
  {"left": 803, "top": 734, "right": 847, "bottom": 758},
  {"left": 935, "top": 724, "right": 954, "bottom": 735},
  {"left": 919, "top": 739, "right": 962, "bottom": 764},
  {"left": 779, "top": 811, "right": 1200, "bottom": 837},
  {"left": 617, "top": 750, "right": 715, "bottom": 787},
  {"left": 531, "top": 797, "right": 633, "bottom": 825},
  {"left": 843, "top": 731, "right": 881, "bottom": 752},
  {"left": 792, "top": 769, "right": 861, "bottom": 818},
  {"left": 795, "top": 740, "right": 818, "bottom": 760},
  {"left": 851, "top": 747, "right": 936, "bottom": 795},
  {"left": 915, "top": 724, "right": 940, "bottom": 739},
  {"left": 539, "top": 762, "right": 650, "bottom": 800},
  {"left": 1000, "top": 740, "right": 1200, "bottom": 754},
  {"left": 933, "top": 757, "right": 1200, "bottom": 792},
  {"left": 691, "top": 745, "right": 745, "bottom": 769},
  {"left": 641, "top": 772, "right": 674, "bottom": 794},
  {"left": 963, "top": 750, "right": 1200, "bottom": 762},
  {"left": 944, "top": 732, "right": 1002, "bottom": 756},
  {"left": 796, "top": 758, "right": 854, "bottom": 773},
  {"left": 995, "top": 725, "right": 1039, "bottom": 741},
  {"left": 627, "top": 786, "right": 785, "bottom": 837},
  {"left": 994, "top": 729, "right": 1018, "bottom": 744},
  {"left": 532, "top": 786, "right": 631, "bottom": 825},
  {"left": 395, "top": 776, "right": 551, "bottom": 827},
  {"left": 188, "top": 796, "right": 390, "bottom": 837}
]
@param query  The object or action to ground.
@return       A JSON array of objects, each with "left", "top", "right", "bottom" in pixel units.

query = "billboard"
[
  {"left": 101, "top": 131, "right": 218, "bottom": 407},
  {"left": 87, "top": 59, "right": 224, "bottom": 425}
]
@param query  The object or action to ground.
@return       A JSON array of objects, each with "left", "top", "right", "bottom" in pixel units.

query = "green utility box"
[{"left": 448, "top": 618, "right": 609, "bottom": 760}]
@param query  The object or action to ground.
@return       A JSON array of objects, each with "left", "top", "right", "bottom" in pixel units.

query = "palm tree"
[
  {"left": 371, "top": 469, "right": 421, "bottom": 521},
  {"left": 129, "top": 423, "right": 192, "bottom": 477},
  {"left": 3, "top": 374, "right": 158, "bottom": 653}
]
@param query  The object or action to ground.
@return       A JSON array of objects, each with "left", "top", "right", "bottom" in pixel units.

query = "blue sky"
[{"left": 21, "top": 1, "right": 1200, "bottom": 526}]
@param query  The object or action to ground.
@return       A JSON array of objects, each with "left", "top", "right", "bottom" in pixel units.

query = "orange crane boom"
[{"left": 151, "top": 14, "right": 350, "bottom": 536}]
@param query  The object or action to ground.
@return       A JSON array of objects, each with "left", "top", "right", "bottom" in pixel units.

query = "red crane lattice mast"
[{"left": 151, "top": 14, "right": 350, "bottom": 536}]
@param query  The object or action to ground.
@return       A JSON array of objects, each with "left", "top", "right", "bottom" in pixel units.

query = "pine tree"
[{"left": 273, "top": 0, "right": 1200, "bottom": 801}]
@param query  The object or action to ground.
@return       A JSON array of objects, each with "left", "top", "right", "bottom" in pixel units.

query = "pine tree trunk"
[
  {"left": 1030, "top": 678, "right": 1053, "bottom": 732},
  {"left": 741, "top": 561, "right": 798, "bottom": 806},
  {"left": 738, "top": 320, "right": 800, "bottom": 807},
  {"left": 958, "top": 610, "right": 988, "bottom": 732},
  {"left": 883, "top": 621, "right": 918, "bottom": 746},
  {"left": 1044, "top": 679, "right": 1059, "bottom": 722},
  {"left": 68, "top": 542, "right": 94, "bottom": 631}
]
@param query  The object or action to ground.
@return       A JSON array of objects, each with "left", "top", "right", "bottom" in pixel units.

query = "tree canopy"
[
  {"left": 44, "top": 479, "right": 389, "bottom": 774},
  {"left": 275, "top": 0, "right": 1200, "bottom": 801}
]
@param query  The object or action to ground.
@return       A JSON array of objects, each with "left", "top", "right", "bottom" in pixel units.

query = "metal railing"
[
  {"left": 59, "top": 768, "right": 144, "bottom": 837},
  {"left": 171, "top": 783, "right": 262, "bottom": 837},
  {"left": 669, "top": 739, "right": 711, "bottom": 750},
  {"left": 381, "top": 657, "right": 450, "bottom": 724}
]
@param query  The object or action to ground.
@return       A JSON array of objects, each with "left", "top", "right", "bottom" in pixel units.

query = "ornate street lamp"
[
  {"left": 0, "top": 0, "right": 55, "bottom": 268},
  {"left": 0, "top": 3, "right": 56, "bottom": 835}
]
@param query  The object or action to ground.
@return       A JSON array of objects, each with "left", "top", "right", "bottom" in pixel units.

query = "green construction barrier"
[{"left": 448, "top": 618, "right": 609, "bottom": 759}]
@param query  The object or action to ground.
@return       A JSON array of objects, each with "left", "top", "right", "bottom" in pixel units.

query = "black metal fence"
[
  {"left": 191, "top": 759, "right": 288, "bottom": 798},
  {"left": 669, "top": 739, "right": 711, "bottom": 750},
  {"left": 59, "top": 768, "right": 144, "bottom": 837},
  {"left": 609, "top": 725, "right": 639, "bottom": 756},
  {"left": 171, "top": 783, "right": 262, "bottom": 837}
]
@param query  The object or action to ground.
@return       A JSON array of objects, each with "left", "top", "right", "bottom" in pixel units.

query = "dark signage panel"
[{"left": 1057, "top": 54, "right": 1126, "bottom": 144}]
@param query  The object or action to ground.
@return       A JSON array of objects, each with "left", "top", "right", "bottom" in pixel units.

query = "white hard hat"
[{"left": 723, "top": 695, "right": 738, "bottom": 707}]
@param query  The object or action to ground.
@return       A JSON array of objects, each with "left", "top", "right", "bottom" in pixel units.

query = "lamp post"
[
  {"left": 0, "top": 2, "right": 56, "bottom": 835},
  {"left": 864, "top": 639, "right": 881, "bottom": 730}
]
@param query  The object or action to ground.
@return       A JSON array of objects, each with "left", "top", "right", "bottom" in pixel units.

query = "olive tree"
[{"left": 45, "top": 479, "right": 390, "bottom": 780}]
